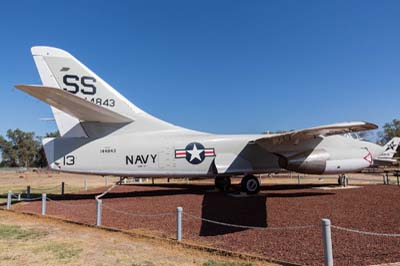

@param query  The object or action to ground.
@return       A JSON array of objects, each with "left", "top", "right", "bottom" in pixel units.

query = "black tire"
[
  {"left": 241, "top": 175, "right": 260, "bottom": 194},
  {"left": 214, "top": 176, "right": 231, "bottom": 192},
  {"left": 338, "top": 175, "right": 347, "bottom": 186}
]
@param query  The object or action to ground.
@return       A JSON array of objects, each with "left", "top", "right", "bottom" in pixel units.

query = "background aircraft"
[
  {"left": 16, "top": 47, "right": 394, "bottom": 194},
  {"left": 372, "top": 137, "right": 400, "bottom": 166}
]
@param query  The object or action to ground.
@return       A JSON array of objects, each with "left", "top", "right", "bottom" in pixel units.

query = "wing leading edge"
[
  {"left": 15, "top": 84, "right": 133, "bottom": 124},
  {"left": 255, "top": 121, "right": 378, "bottom": 148}
]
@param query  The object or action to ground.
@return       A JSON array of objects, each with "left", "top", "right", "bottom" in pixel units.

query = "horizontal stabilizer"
[{"left": 15, "top": 85, "right": 133, "bottom": 123}]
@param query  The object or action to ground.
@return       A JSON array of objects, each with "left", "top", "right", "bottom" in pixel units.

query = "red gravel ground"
[{"left": 11, "top": 181, "right": 400, "bottom": 266}]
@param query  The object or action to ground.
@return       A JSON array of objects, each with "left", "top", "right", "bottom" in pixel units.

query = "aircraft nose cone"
[{"left": 368, "top": 144, "right": 385, "bottom": 159}]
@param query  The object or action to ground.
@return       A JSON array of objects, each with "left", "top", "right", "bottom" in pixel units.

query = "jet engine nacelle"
[
  {"left": 278, "top": 149, "right": 329, "bottom": 175},
  {"left": 279, "top": 149, "right": 371, "bottom": 175},
  {"left": 323, "top": 159, "right": 370, "bottom": 174}
]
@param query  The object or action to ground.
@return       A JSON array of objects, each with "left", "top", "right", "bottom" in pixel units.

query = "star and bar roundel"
[{"left": 175, "top": 142, "right": 215, "bottom": 164}]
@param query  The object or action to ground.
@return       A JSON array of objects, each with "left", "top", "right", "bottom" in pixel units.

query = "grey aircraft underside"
[{"left": 16, "top": 46, "right": 399, "bottom": 194}]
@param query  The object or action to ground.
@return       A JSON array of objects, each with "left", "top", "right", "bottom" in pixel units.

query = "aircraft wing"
[
  {"left": 15, "top": 84, "right": 133, "bottom": 123},
  {"left": 254, "top": 121, "right": 378, "bottom": 150}
]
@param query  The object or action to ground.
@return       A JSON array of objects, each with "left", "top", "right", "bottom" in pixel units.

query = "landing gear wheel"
[
  {"left": 215, "top": 176, "right": 231, "bottom": 192},
  {"left": 338, "top": 174, "right": 348, "bottom": 186},
  {"left": 241, "top": 175, "right": 260, "bottom": 194}
]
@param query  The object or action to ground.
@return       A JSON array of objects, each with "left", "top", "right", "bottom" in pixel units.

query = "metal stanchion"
[
  {"left": 176, "top": 207, "right": 182, "bottom": 241},
  {"left": 322, "top": 219, "right": 333, "bottom": 266},
  {"left": 27, "top": 186, "right": 31, "bottom": 199},
  {"left": 383, "top": 171, "right": 389, "bottom": 185},
  {"left": 395, "top": 170, "right": 400, "bottom": 186},
  {"left": 41, "top": 194, "right": 46, "bottom": 215},
  {"left": 61, "top": 182, "right": 65, "bottom": 195},
  {"left": 84, "top": 177, "right": 88, "bottom": 191},
  {"left": 96, "top": 199, "right": 102, "bottom": 226},
  {"left": 7, "top": 191, "right": 11, "bottom": 210}
]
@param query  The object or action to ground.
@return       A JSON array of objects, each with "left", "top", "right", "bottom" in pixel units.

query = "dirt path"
[{"left": 0, "top": 210, "right": 275, "bottom": 266}]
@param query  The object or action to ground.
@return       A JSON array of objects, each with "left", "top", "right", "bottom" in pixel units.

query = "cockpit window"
[{"left": 342, "top": 133, "right": 362, "bottom": 140}]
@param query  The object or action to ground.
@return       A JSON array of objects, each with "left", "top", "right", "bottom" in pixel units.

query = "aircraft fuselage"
[{"left": 45, "top": 132, "right": 384, "bottom": 178}]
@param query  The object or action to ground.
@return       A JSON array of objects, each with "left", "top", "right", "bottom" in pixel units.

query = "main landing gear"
[
  {"left": 214, "top": 174, "right": 261, "bottom": 194},
  {"left": 241, "top": 174, "right": 261, "bottom": 194},
  {"left": 338, "top": 174, "right": 349, "bottom": 186}
]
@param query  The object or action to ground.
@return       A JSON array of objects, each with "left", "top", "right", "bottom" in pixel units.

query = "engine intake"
[{"left": 278, "top": 149, "right": 330, "bottom": 175}]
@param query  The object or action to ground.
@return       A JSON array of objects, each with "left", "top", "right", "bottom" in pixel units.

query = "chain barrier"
[
  {"left": 102, "top": 204, "right": 174, "bottom": 217},
  {"left": 12, "top": 195, "right": 43, "bottom": 201},
  {"left": 347, "top": 177, "right": 383, "bottom": 183},
  {"left": 183, "top": 212, "right": 317, "bottom": 230},
  {"left": 11, "top": 192, "right": 42, "bottom": 201},
  {"left": 96, "top": 183, "right": 118, "bottom": 200},
  {"left": 10, "top": 192, "right": 47, "bottom": 201},
  {"left": 46, "top": 196, "right": 95, "bottom": 207},
  {"left": 332, "top": 225, "right": 400, "bottom": 237}
]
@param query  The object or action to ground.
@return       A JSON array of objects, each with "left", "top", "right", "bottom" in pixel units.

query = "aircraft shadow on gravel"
[
  {"left": 199, "top": 191, "right": 268, "bottom": 236},
  {"left": 198, "top": 183, "right": 334, "bottom": 236}
]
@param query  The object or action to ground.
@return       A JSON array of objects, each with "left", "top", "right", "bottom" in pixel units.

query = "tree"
[
  {"left": 35, "top": 131, "right": 60, "bottom": 167},
  {"left": 44, "top": 131, "right": 60, "bottom": 138},
  {"left": 378, "top": 119, "right": 400, "bottom": 144},
  {"left": 377, "top": 119, "right": 400, "bottom": 158},
  {"left": 0, "top": 129, "right": 40, "bottom": 167},
  {"left": 0, "top": 129, "right": 60, "bottom": 168}
]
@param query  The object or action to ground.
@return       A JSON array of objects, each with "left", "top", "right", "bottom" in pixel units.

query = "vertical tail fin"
[
  {"left": 32, "top": 49, "right": 87, "bottom": 137},
  {"left": 31, "top": 46, "right": 179, "bottom": 136}
]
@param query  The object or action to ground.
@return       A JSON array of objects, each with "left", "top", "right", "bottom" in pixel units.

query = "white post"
[
  {"left": 41, "top": 194, "right": 46, "bottom": 215},
  {"left": 6, "top": 191, "right": 11, "bottom": 210},
  {"left": 84, "top": 177, "right": 88, "bottom": 191},
  {"left": 96, "top": 199, "right": 102, "bottom": 226},
  {"left": 176, "top": 207, "right": 183, "bottom": 241},
  {"left": 322, "top": 219, "right": 333, "bottom": 266}
]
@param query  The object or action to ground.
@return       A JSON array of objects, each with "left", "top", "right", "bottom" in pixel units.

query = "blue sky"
[{"left": 0, "top": 0, "right": 399, "bottom": 137}]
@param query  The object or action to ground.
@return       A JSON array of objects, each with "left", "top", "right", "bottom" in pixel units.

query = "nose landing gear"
[
  {"left": 338, "top": 174, "right": 349, "bottom": 187},
  {"left": 214, "top": 176, "right": 231, "bottom": 192}
]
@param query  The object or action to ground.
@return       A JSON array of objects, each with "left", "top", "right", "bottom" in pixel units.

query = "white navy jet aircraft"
[{"left": 15, "top": 47, "right": 398, "bottom": 194}]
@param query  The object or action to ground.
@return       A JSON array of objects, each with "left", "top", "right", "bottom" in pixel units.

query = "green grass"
[
  {"left": 203, "top": 260, "right": 253, "bottom": 266},
  {"left": 34, "top": 242, "right": 83, "bottom": 260},
  {"left": 0, "top": 224, "right": 47, "bottom": 240}
]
